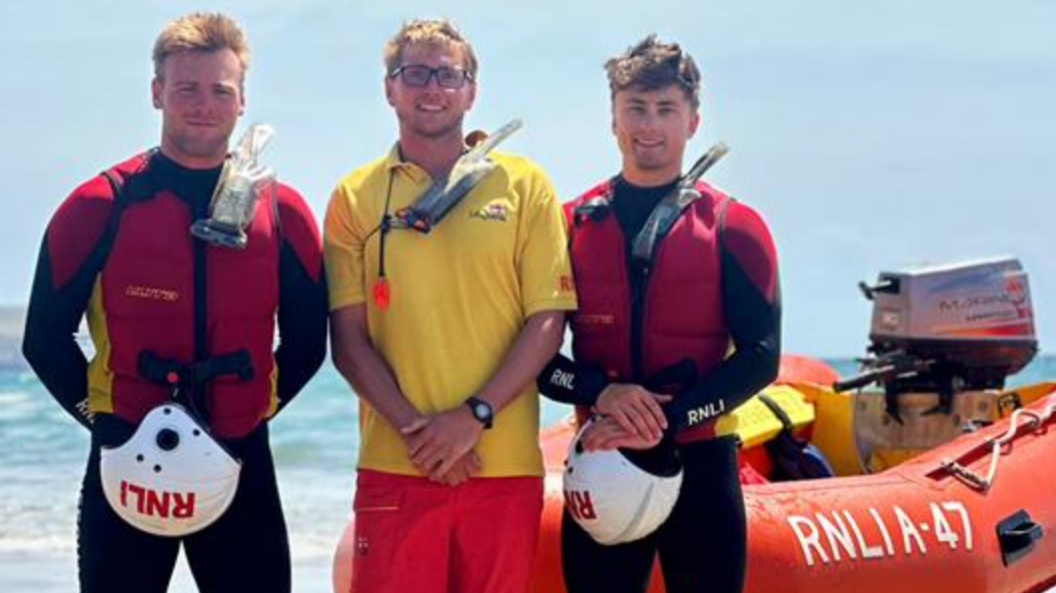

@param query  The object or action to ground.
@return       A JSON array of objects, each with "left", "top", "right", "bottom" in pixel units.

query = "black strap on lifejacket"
[
  {"left": 571, "top": 195, "right": 613, "bottom": 227},
  {"left": 101, "top": 151, "right": 160, "bottom": 214},
  {"left": 137, "top": 349, "right": 255, "bottom": 423},
  {"left": 138, "top": 349, "right": 255, "bottom": 387},
  {"left": 95, "top": 152, "right": 159, "bottom": 267},
  {"left": 566, "top": 189, "right": 613, "bottom": 260}
]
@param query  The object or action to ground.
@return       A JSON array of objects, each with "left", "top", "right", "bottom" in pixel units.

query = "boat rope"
[{"left": 939, "top": 401, "right": 1056, "bottom": 492}]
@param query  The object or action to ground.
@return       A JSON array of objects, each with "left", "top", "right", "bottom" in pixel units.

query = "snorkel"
[
  {"left": 393, "top": 118, "right": 523, "bottom": 233},
  {"left": 631, "top": 142, "right": 729, "bottom": 268},
  {"left": 190, "top": 123, "right": 276, "bottom": 249}
]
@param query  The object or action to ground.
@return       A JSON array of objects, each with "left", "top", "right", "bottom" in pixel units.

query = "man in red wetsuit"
[
  {"left": 22, "top": 12, "right": 327, "bottom": 593},
  {"left": 539, "top": 35, "right": 781, "bottom": 593}
]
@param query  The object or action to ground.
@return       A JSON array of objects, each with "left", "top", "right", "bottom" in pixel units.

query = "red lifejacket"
[
  {"left": 564, "top": 178, "right": 731, "bottom": 441},
  {"left": 94, "top": 153, "right": 281, "bottom": 438}
]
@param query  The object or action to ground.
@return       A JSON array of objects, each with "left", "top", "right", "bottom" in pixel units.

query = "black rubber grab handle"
[{"left": 997, "top": 509, "right": 1044, "bottom": 566}]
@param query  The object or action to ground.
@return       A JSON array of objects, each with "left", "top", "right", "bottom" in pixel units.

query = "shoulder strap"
[
  {"left": 100, "top": 171, "right": 129, "bottom": 230},
  {"left": 566, "top": 178, "right": 616, "bottom": 251},
  {"left": 96, "top": 171, "right": 132, "bottom": 269},
  {"left": 96, "top": 153, "right": 158, "bottom": 266}
]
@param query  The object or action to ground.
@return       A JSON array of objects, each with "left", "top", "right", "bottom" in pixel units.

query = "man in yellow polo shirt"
[{"left": 324, "top": 18, "right": 576, "bottom": 593}]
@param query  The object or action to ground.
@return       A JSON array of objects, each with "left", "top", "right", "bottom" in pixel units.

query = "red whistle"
[{"left": 373, "top": 278, "right": 391, "bottom": 311}]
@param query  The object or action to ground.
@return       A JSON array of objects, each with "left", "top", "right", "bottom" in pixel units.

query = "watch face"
[{"left": 467, "top": 397, "right": 492, "bottom": 428}]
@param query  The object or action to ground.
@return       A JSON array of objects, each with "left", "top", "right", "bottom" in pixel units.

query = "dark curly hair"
[{"left": 605, "top": 35, "right": 701, "bottom": 108}]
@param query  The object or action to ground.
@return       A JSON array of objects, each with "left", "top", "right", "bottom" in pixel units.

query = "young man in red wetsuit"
[
  {"left": 539, "top": 35, "right": 781, "bottom": 593},
  {"left": 22, "top": 12, "right": 327, "bottom": 593}
]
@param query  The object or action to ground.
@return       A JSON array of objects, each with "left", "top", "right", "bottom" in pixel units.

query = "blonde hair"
[
  {"left": 152, "top": 12, "right": 249, "bottom": 79},
  {"left": 605, "top": 35, "right": 701, "bottom": 109},
  {"left": 383, "top": 18, "right": 478, "bottom": 80}
]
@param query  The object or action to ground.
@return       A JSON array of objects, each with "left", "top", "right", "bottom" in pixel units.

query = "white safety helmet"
[
  {"left": 100, "top": 403, "right": 241, "bottom": 537},
  {"left": 562, "top": 420, "right": 683, "bottom": 545}
]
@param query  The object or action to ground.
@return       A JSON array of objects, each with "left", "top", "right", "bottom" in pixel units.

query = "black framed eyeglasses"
[{"left": 389, "top": 64, "right": 473, "bottom": 89}]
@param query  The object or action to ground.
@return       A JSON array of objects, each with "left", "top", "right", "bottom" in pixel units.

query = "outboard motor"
[{"left": 835, "top": 257, "right": 1038, "bottom": 421}]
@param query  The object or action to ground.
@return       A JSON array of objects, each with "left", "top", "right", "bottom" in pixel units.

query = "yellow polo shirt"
[{"left": 324, "top": 146, "right": 577, "bottom": 477}]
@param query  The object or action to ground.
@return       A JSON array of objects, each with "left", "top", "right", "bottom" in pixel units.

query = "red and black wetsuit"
[
  {"left": 539, "top": 175, "right": 780, "bottom": 593},
  {"left": 22, "top": 151, "right": 328, "bottom": 593}
]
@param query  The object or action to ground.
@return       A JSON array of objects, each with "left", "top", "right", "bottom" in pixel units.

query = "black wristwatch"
[{"left": 465, "top": 396, "right": 494, "bottom": 429}]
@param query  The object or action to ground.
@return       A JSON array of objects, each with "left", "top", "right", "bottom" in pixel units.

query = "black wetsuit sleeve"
[
  {"left": 272, "top": 189, "right": 328, "bottom": 413},
  {"left": 537, "top": 352, "right": 610, "bottom": 407},
  {"left": 22, "top": 179, "right": 117, "bottom": 429},
  {"left": 663, "top": 202, "right": 781, "bottom": 434}
]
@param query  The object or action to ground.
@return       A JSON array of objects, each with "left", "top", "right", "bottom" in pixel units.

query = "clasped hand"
[
  {"left": 582, "top": 383, "right": 672, "bottom": 452},
  {"left": 401, "top": 407, "right": 484, "bottom": 486}
]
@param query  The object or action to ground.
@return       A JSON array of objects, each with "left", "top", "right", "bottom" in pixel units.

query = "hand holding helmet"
[
  {"left": 563, "top": 419, "right": 683, "bottom": 545},
  {"left": 594, "top": 383, "right": 672, "bottom": 443},
  {"left": 579, "top": 414, "right": 662, "bottom": 452}
]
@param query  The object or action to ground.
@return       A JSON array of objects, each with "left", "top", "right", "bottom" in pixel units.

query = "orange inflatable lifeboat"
[
  {"left": 528, "top": 380, "right": 1056, "bottom": 593},
  {"left": 333, "top": 355, "right": 1056, "bottom": 593}
]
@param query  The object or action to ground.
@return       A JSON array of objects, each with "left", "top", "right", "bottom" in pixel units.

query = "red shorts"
[{"left": 347, "top": 470, "right": 544, "bottom": 593}]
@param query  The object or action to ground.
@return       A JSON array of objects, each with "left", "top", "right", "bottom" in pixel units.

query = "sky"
[{"left": 1, "top": 0, "right": 1053, "bottom": 357}]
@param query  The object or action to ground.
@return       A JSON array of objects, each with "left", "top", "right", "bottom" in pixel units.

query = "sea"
[{"left": 2, "top": 356, "right": 1054, "bottom": 592}]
